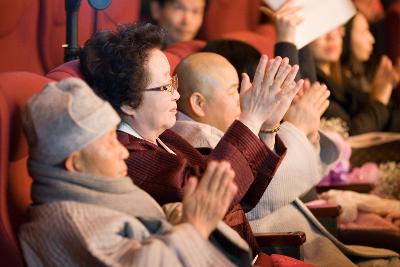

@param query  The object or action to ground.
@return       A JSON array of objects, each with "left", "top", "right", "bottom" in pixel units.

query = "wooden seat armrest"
[
  {"left": 306, "top": 204, "right": 342, "bottom": 217},
  {"left": 316, "top": 183, "right": 373, "bottom": 194},
  {"left": 254, "top": 231, "right": 306, "bottom": 247}
]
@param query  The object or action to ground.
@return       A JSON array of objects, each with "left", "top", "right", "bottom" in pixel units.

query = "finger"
[
  {"left": 302, "top": 79, "right": 311, "bottom": 91},
  {"left": 253, "top": 55, "right": 269, "bottom": 90},
  {"left": 286, "top": 79, "right": 304, "bottom": 100},
  {"left": 306, "top": 82, "right": 324, "bottom": 106},
  {"left": 199, "top": 161, "right": 218, "bottom": 190},
  {"left": 263, "top": 56, "right": 284, "bottom": 89},
  {"left": 183, "top": 176, "right": 198, "bottom": 198},
  {"left": 277, "top": 5, "right": 303, "bottom": 18},
  {"left": 317, "top": 99, "right": 330, "bottom": 116},
  {"left": 208, "top": 161, "right": 231, "bottom": 193},
  {"left": 291, "top": 16, "right": 304, "bottom": 26},
  {"left": 239, "top": 73, "right": 252, "bottom": 95},
  {"left": 217, "top": 165, "right": 235, "bottom": 195},
  {"left": 271, "top": 63, "right": 292, "bottom": 92},
  {"left": 221, "top": 181, "right": 238, "bottom": 212},
  {"left": 260, "top": 6, "right": 276, "bottom": 20},
  {"left": 281, "top": 64, "right": 299, "bottom": 90}
]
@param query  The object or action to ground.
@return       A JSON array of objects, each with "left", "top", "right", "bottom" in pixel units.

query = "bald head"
[
  {"left": 175, "top": 52, "right": 241, "bottom": 132},
  {"left": 175, "top": 52, "right": 238, "bottom": 112}
]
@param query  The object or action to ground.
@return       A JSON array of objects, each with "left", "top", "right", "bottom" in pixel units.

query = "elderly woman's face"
[
  {"left": 133, "top": 48, "right": 180, "bottom": 134},
  {"left": 75, "top": 129, "right": 129, "bottom": 178}
]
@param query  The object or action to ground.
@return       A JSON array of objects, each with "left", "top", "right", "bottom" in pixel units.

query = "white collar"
[{"left": 118, "top": 121, "right": 176, "bottom": 155}]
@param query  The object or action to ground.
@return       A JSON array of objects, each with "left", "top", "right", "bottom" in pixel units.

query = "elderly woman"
[
  {"left": 18, "top": 78, "right": 255, "bottom": 267},
  {"left": 79, "top": 22, "right": 303, "bottom": 254}
]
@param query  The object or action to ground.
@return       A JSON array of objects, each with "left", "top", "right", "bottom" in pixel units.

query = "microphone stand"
[
  {"left": 64, "top": 0, "right": 82, "bottom": 62},
  {"left": 63, "top": 0, "right": 112, "bottom": 62}
]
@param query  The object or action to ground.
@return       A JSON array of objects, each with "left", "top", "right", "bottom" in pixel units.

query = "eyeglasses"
[{"left": 145, "top": 75, "right": 178, "bottom": 95}]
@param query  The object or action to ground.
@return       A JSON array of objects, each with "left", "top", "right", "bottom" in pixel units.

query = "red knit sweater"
[{"left": 117, "top": 120, "right": 287, "bottom": 253}]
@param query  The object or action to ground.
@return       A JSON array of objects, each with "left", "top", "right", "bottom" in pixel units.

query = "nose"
[
  {"left": 182, "top": 10, "right": 192, "bottom": 25},
  {"left": 172, "top": 88, "right": 180, "bottom": 101}
]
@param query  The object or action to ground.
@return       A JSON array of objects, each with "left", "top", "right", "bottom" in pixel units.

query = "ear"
[
  {"left": 120, "top": 104, "right": 136, "bottom": 116},
  {"left": 189, "top": 92, "right": 206, "bottom": 117},
  {"left": 64, "top": 151, "right": 83, "bottom": 173},
  {"left": 150, "top": 1, "right": 161, "bottom": 21}
]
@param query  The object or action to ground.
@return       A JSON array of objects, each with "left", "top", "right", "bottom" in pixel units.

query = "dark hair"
[
  {"left": 340, "top": 16, "right": 355, "bottom": 72},
  {"left": 202, "top": 39, "right": 261, "bottom": 81},
  {"left": 80, "top": 22, "right": 165, "bottom": 111}
]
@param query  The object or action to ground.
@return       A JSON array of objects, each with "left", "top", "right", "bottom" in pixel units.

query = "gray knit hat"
[{"left": 22, "top": 78, "right": 121, "bottom": 164}]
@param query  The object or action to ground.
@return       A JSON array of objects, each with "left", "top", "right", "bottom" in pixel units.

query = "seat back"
[
  {"left": 0, "top": 72, "right": 53, "bottom": 266},
  {"left": 0, "top": 0, "right": 45, "bottom": 74},
  {"left": 199, "top": 0, "right": 262, "bottom": 40},
  {"left": 386, "top": 3, "right": 400, "bottom": 63},
  {"left": 221, "top": 30, "right": 275, "bottom": 57},
  {"left": 163, "top": 40, "right": 206, "bottom": 73}
]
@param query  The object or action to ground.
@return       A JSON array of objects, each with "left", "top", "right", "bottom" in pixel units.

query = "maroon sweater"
[{"left": 117, "top": 120, "right": 286, "bottom": 253}]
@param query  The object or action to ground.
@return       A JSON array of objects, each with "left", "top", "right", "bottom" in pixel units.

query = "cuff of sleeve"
[{"left": 225, "top": 120, "right": 287, "bottom": 178}]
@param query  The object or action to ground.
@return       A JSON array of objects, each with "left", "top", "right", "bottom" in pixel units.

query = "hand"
[
  {"left": 239, "top": 55, "right": 304, "bottom": 135},
  {"left": 386, "top": 212, "right": 400, "bottom": 228},
  {"left": 182, "top": 161, "right": 238, "bottom": 239},
  {"left": 371, "top": 55, "right": 396, "bottom": 105},
  {"left": 284, "top": 81, "right": 330, "bottom": 138},
  {"left": 260, "top": 0, "right": 303, "bottom": 44}
]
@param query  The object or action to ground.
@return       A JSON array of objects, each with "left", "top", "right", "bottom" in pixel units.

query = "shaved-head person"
[
  {"left": 176, "top": 52, "right": 241, "bottom": 133},
  {"left": 171, "top": 51, "right": 400, "bottom": 266}
]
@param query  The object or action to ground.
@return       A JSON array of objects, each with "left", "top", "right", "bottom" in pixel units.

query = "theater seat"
[
  {"left": 221, "top": 30, "right": 275, "bottom": 57},
  {"left": 386, "top": 3, "right": 400, "bottom": 63},
  {"left": 163, "top": 40, "right": 206, "bottom": 73},
  {"left": 0, "top": 0, "right": 44, "bottom": 74},
  {"left": 0, "top": 72, "right": 53, "bottom": 266},
  {"left": 199, "top": 0, "right": 263, "bottom": 40}
]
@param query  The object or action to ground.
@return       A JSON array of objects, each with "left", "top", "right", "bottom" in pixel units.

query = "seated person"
[
  {"left": 310, "top": 26, "right": 396, "bottom": 135},
  {"left": 171, "top": 51, "right": 400, "bottom": 266},
  {"left": 79, "top": 22, "right": 303, "bottom": 256},
  {"left": 18, "top": 78, "right": 252, "bottom": 267},
  {"left": 147, "top": 0, "right": 206, "bottom": 47}
]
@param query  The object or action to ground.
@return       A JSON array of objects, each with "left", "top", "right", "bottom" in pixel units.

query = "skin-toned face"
[
  {"left": 351, "top": 13, "right": 375, "bottom": 62},
  {"left": 176, "top": 53, "right": 240, "bottom": 132},
  {"left": 310, "top": 27, "right": 344, "bottom": 64},
  {"left": 152, "top": 0, "right": 205, "bottom": 45},
  {"left": 126, "top": 48, "right": 180, "bottom": 141},
  {"left": 67, "top": 129, "right": 129, "bottom": 178}
]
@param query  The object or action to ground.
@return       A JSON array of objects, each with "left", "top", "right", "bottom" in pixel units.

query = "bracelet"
[{"left": 260, "top": 123, "right": 281, "bottom": 134}]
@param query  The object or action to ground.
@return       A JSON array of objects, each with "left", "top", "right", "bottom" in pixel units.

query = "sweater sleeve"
[
  {"left": 210, "top": 121, "right": 286, "bottom": 212},
  {"left": 19, "top": 203, "right": 242, "bottom": 267},
  {"left": 275, "top": 42, "right": 317, "bottom": 82}
]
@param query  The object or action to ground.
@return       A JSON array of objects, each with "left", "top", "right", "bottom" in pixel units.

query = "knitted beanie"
[{"left": 22, "top": 77, "right": 120, "bottom": 164}]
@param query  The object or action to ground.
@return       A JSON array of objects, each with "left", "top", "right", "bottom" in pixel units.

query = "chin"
[{"left": 165, "top": 118, "right": 177, "bottom": 129}]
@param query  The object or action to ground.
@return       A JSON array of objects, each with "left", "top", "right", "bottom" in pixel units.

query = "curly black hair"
[{"left": 80, "top": 22, "right": 166, "bottom": 112}]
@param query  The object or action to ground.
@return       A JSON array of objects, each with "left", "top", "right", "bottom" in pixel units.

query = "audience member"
[
  {"left": 311, "top": 27, "right": 394, "bottom": 135},
  {"left": 148, "top": 0, "right": 206, "bottom": 47}
]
